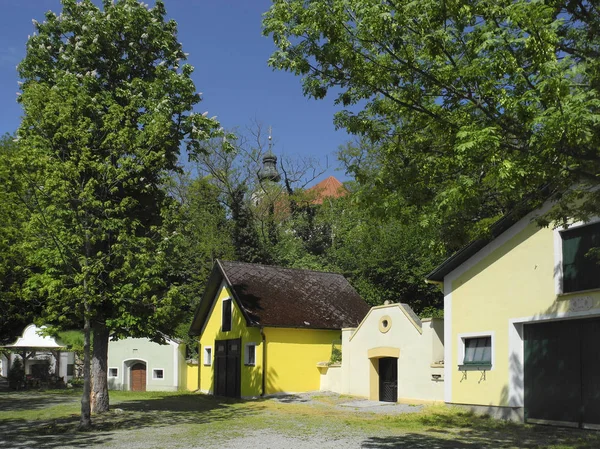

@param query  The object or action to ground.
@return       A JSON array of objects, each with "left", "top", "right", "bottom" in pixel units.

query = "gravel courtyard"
[{"left": 1, "top": 390, "right": 599, "bottom": 449}]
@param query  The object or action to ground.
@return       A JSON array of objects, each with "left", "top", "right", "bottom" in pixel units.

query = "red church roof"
[{"left": 306, "top": 176, "right": 347, "bottom": 204}]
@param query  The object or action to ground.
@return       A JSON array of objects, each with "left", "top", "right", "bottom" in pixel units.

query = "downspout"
[{"left": 260, "top": 327, "right": 266, "bottom": 397}]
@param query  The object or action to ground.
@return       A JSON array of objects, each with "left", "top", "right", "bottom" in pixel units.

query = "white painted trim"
[
  {"left": 508, "top": 321, "right": 524, "bottom": 407},
  {"left": 445, "top": 203, "right": 552, "bottom": 283},
  {"left": 122, "top": 358, "right": 148, "bottom": 391},
  {"left": 172, "top": 343, "right": 178, "bottom": 389},
  {"left": 203, "top": 346, "right": 212, "bottom": 366},
  {"left": 244, "top": 343, "right": 257, "bottom": 366},
  {"left": 457, "top": 331, "right": 495, "bottom": 370},
  {"left": 222, "top": 298, "right": 232, "bottom": 332},
  {"left": 553, "top": 217, "right": 600, "bottom": 295},
  {"left": 199, "top": 281, "right": 231, "bottom": 337},
  {"left": 152, "top": 368, "right": 165, "bottom": 380},
  {"left": 443, "top": 281, "right": 452, "bottom": 403},
  {"left": 108, "top": 367, "right": 119, "bottom": 378},
  {"left": 508, "top": 307, "right": 600, "bottom": 408}
]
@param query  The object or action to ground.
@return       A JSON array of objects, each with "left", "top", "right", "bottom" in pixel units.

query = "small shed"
[
  {"left": 107, "top": 337, "right": 186, "bottom": 392},
  {"left": 319, "top": 304, "right": 444, "bottom": 402}
]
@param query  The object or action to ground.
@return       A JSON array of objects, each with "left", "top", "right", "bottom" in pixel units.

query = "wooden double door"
[
  {"left": 524, "top": 318, "right": 600, "bottom": 428},
  {"left": 214, "top": 338, "right": 241, "bottom": 398}
]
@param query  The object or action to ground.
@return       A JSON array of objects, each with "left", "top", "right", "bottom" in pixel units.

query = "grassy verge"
[{"left": 1, "top": 390, "right": 599, "bottom": 449}]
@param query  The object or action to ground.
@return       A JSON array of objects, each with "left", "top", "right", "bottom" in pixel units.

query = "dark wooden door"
[
  {"left": 131, "top": 363, "right": 146, "bottom": 392},
  {"left": 214, "top": 338, "right": 241, "bottom": 398},
  {"left": 580, "top": 319, "right": 600, "bottom": 429},
  {"left": 379, "top": 357, "right": 397, "bottom": 402},
  {"left": 525, "top": 317, "right": 600, "bottom": 428}
]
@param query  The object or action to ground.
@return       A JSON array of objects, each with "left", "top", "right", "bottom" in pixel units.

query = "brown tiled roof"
[
  {"left": 306, "top": 176, "right": 348, "bottom": 205},
  {"left": 189, "top": 260, "right": 369, "bottom": 335}
]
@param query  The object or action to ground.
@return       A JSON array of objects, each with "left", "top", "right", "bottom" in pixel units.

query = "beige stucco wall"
[
  {"left": 107, "top": 337, "right": 184, "bottom": 391},
  {"left": 329, "top": 304, "right": 444, "bottom": 402},
  {"left": 446, "top": 213, "right": 600, "bottom": 409},
  {"left": 318, "top": 364, "right": 342, "bottom": 393}
]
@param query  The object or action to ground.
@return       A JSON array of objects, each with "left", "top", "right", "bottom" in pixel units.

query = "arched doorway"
[{"left": 130, "top": 362, "right": 146, "bottom": 392}]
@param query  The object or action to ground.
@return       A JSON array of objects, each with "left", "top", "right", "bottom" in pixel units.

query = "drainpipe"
[{"left": 260, "top": 327, "right": 266, "bottom": 397}]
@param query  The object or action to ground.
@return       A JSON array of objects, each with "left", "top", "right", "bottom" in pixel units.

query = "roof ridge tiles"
[{"left": 218, "top": 259, "right": 347, "bottom": 277}]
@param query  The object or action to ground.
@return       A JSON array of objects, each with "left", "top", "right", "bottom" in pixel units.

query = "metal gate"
[
  {"left": 524, "top": 318, "right": 600, "bottom": 428},
  {"left": 379, "top": 357, "right": 398, "bottom": 402},
  {"left": 214, "top": 338, "right": 241, "bottom": 398}
]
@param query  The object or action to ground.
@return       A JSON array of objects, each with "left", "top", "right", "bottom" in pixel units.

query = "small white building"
[
  {"left": 2, "top": 324, "right": 75, "bottom": 382},
  {"left": 319, "top": 303, "right": 444, "bottom": 402},
  {"left": 107, "top": 337, "right": 186, "bottom": 392}
]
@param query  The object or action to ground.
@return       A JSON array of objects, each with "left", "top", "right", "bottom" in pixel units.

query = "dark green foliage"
[
  {"left": 264, "top": 0, "right": 600, "bottom": 234},
  {"left": 8, "top": 358, "right": 25, "bottom": 389}
]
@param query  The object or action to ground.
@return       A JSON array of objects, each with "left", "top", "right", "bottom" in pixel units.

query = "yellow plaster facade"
[
  {"left": 199, "top": 283, "right": 263, "bottom": 397},
  {"left": 197, "top": 282, "right": 340, "bottom": 396},
  {"left": 445, "top": 213, "right": 600, "bottom": 410},
  {"left": 263, "top": 327, "right": 339, "bottom": 394}
]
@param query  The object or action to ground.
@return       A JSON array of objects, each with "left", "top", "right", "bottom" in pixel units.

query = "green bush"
[
  {"left": 8, "top": 358, "right": 25, "bottom": 389},
  {"left": 70, "top": 377, "right": 84, "bottom": 388}
]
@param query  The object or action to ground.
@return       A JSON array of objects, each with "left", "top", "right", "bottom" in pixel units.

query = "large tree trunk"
[
  {"left": 91, "top": 321, "right": 110, "bottom": 414},
  {"left": 80, "top": 314, "right": 92, "bottom": 429}
]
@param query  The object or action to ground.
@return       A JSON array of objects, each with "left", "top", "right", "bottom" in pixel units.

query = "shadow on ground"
[
  {"left": 362, "top": 427, "right": 600, "bottom": 449},
  {"left": 374, "top": 410, "right": 600, "bottom": 449},
  {"left": 0, "top": 390, "right": 80, "bottom": 412},
  {"left": 0, "top": 392, "right": 264, "bottom": 448}
]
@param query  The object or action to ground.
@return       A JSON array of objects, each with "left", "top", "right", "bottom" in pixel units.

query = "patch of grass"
[{"left": 3, "top": 390, "right": 600, "bottom": 449}]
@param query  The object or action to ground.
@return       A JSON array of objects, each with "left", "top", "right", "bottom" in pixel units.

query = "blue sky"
[{"left": 0, "top": 0, "right": 352, "bottom": 183}]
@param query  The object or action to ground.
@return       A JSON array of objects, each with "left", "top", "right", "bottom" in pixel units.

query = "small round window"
[{"left": 379, "top": 315, "right": 392, "bottom": 333}]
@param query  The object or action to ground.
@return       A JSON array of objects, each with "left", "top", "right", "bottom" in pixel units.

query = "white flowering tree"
[{"left": 15, "top": 0, "right": 224, "bottom": 427}]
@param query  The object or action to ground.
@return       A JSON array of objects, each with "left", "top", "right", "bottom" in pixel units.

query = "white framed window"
[
  {"left": 222, "top": 298, "right": 232, "bottom": 332},
  {"left": 554, "top": 218, "right": 600, "bottom": 295},
  {"left": 244, "top": 343, "right": 256, "bottom": 366},
  {"left": 203, "top": 346, "right": 212, "bottom": 366},
  {"left": 152, "top": 368, "right": 164, "bottom": 380},
  {"left": 108, "top": 367, "right": 118, "bottom": 377},
  {"left": 458, "top": 332, "right": 494, "bottom": 370}
]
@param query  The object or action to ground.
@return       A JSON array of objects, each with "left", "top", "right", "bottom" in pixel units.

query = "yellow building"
[
  {"left": 189, "top": 260, "right": 369, "bottom": 398},
  {"left": 427, "top": 204, "right": 600, "bottom": 428}
]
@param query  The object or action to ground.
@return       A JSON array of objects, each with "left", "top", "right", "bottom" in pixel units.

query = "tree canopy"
[
  {"left": 263, "top": 0, "right": 600, "bottom": 231},
  {"left": 15, "top": 0, "right": 224, "bottom": 425}
]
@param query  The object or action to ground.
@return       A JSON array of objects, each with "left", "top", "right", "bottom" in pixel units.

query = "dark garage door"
[{"left": 524, "top": 318, "right": 600, "bottom": 428}]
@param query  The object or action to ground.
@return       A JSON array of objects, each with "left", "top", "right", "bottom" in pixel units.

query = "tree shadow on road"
[
  {"left": 376, "top": 409, "right": 600, "bottom": 449},
  {"left": 0, "top": 390, "right": 79, "bottom": 412},
  {"left": 0, "top": 393, "right": 263, "bottom": 448}
]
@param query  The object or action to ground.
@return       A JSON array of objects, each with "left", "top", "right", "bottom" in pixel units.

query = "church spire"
[{"left": 258, "top": 127, "right": 281, "bottom": 183}]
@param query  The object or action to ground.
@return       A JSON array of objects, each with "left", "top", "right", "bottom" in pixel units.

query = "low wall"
[
  {"left": 186, "top": 363, "right": 199, "bottom": 391},
  {"left": 318, "top": 363, "right": 342, "bottom": 394}
]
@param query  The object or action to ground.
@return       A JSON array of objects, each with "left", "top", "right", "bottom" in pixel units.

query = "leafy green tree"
[
  {"left": 169, "top": 174, "right": 234, "bottom": 356},
  {"left": 264, "top": 0, "right": 600, "bottom": 230},
  {"left": 15, "top": 0, "right": 223, "bottom": 427},
  {"left": 0, "top": 135, "right": 40, "bottom": 345},
  {"left": 324, "top": 196, "right": 444, "bottom": 314}
]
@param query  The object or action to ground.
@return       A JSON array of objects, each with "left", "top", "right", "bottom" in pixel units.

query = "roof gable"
[
  {"left": 306, "top": 176, "right": 347, "bottom": 204},
  {"left": 426, "top": 205, "right": 541, "bottom": 282},
  {"left": 189, "top": 260, "right": 369, "bottom": 335}
]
